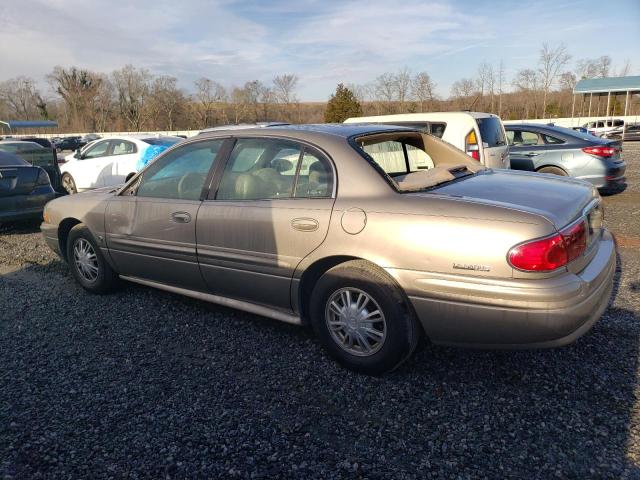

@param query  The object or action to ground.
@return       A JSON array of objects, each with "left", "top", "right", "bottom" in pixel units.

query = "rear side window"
[
  {"left": 543, "top": 134, "right": 564, "bottom": 144},
  {"left": 476, "top": 117, "right": 506, "bottom": 147}
]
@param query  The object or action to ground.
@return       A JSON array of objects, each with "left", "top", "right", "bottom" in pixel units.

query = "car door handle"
[
  {"left": 291, "top": 217, "right": 319, "bottom": 232},
  {"left": 171, "top": 212, "right": 191, "bottom": 223},
  {"left": 524, "top": 152, "right": 540, "bottom": 157}
]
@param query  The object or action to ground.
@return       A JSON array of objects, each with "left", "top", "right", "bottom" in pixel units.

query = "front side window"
[
  {"left": 111, "top": 140, "right": 137, "bottom": 155},
  {"left": 136, "top": 139, "right": 222, "bottom": 200},
  {"left": 83, "top": 141, "right": 110, "bottom": 159},
  {"left": 217, "top": 138, "right": 302, "bottom": 200}
]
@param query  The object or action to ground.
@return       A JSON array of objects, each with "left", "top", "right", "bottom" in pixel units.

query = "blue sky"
[{"left": 1, "top": 0, "right": 639, "bottom": 100}]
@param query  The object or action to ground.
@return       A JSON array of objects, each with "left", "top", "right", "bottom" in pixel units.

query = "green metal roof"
[{"left": 574, "top": 76, "right": 640, "bottom": 94}]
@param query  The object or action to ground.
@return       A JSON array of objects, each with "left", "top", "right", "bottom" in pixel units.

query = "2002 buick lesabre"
[{"left": 41, "top": 124, "right": 616, "bottom": 374}]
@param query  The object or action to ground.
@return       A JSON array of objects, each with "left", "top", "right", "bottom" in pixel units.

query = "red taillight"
[
  {"left": 466, "top": 130, "right": 480, "bottom": 161},
  {"left": 561, "top": 220, "right": 587, "bottom": 262},
  {"left": 508, "top": 219, "right": 588, "bottom": 272},
  {"left": 508, "top": 234, "right": 566, "bottom": 271},
  {"left": 582, "top": 146, "right": 617, "bottom": 158},
  {"left": 469, "top": 149, "right": 480, "bottom": 161}
]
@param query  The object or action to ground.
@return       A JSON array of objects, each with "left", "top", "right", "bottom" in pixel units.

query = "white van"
[{"left": 344, "top": 112, "right": 510, "bottom": 169}]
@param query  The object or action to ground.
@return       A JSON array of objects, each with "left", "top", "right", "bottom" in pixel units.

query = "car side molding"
[{"left": 120, "top": 275, "right": 302, "bottom": 325}]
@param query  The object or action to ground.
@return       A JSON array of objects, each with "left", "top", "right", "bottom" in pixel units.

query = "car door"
[
  {"left": 506, "top": 129, "right": 546, "bottom": 171},
  {"left": 108, "top": 139, "right": 139, "bottom": 186},
  {"left": 72, "top": 139, "right": 112, "bottom": 189},
  {"left": 105, "top": 139, "right": 223, "bottom": 290},
  {"left": 196, "top": 136, "right": 336, "bottom": 311}
]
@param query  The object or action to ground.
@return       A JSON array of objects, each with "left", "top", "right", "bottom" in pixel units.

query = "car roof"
[
  {"left": 196, "top": 123, "right": 417, "bottom": 140},
  {"left": 345, "top": 112, "right": 498, "bottom": 123},
  {"left": 0, "top": 140, "right": 42, "bottom": 145}
]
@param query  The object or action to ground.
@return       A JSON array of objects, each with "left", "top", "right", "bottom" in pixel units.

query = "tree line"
[{"left": 0, "top": 43, "right": 636, "bottom": 133}]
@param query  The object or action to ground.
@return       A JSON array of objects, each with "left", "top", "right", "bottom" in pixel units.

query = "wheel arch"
[
  {"left": 535, "top": 164, "right": 569, "bottom": 175},
  {"left": 296, "top": 256, "right": 422, "bottom": 336},
  {"left": 58, "top": 217, "right": 82, "bottom": 261}
]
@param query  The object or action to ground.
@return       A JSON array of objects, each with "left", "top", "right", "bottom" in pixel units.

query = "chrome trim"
[{"left": 119, "top": 275, "right": 302, "bottom": 325}]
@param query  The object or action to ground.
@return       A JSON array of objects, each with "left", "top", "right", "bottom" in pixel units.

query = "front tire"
[
  {"left": 309, "top": 260, "right": 420, "bottom": 375},
  {"left": 66, "top": 225, "right": 119, "bottom": 294},
  {"left": 61, "top": 173, "right": 77, "bottom": 194}
]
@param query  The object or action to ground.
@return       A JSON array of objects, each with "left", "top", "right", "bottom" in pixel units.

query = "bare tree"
[
  {"left": 48, "top": 66, "right": 106, "bottom": 131},
  {"left": 374, "top": 73, "right": 396, "bottom": 112},
  {"left": 272, "top": 74, "right": 298, "bottom": 104},
  {"left": 93, "top": 75, "right": 115, "bottom": 132},
  {"left": 112, "top": 65, "right": 152, "bottom": 131},
  {"left": 617, "top": 59, "right": 632, "bottom": 77},
  {"left": 538, "top": 43, "right": 571, "bottom": 118},
  {"left": 194, "top": 77, "right": 227, "bottom": 127},
  {"left": 497, "top": 59, "right": 505, "bottom": 116},
  {"left": 149, "top": 76, "right": 185, "bottom": 131},
  {"left": 558, "top": 71, "right": 577, "bottom": 92},
  {"left": 0, "top": 76, "right": 46, "bottom": 120},
  {"left": 393, "top": 67, "right": 412, "bottom": 106},
  {"left": 513, "top": 69, "right": 541, "bottom": 118},
  {"left": 411, "top": 71, "right": 437, "bottom": 112},
  {"left": 450, "top": 78, "right": 476, "bottom": 100},
  {"left": 230, "top": 86, "right": 250, "bottom": 124}
]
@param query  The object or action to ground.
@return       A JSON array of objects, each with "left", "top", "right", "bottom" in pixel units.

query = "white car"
[
  {"left": 60, "top": 135, "right": 182, "bottom": 194},
  {"left": 583, "top": 119, "right": 625, "bottom": 137},
  {"left": 344, "top": 112, "right": 510, "bottom": 169}
]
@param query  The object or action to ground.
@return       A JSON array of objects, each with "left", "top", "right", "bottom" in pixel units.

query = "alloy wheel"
[
  {"left": 73, "top": 238, "right": 99, "bottom": 282},
  {"left": 325, "top": 287, "right": 387, "bottom": 357}
]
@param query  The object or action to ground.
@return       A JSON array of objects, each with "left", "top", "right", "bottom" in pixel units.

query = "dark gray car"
[
  {"left": 0, "top": 151, "right": 55, "bottom": 224},
  {"left": 505, "top": 124, "right": 626, "bottom": 189}
]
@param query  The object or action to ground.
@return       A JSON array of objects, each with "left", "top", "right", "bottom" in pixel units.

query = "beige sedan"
[{"left": 41, "top": 124, "right": 616, "bottom": 374}]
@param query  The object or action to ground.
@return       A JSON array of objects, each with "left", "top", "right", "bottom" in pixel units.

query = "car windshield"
[{"left": 143, "top": 137, "right": 183, "bottom": 147}]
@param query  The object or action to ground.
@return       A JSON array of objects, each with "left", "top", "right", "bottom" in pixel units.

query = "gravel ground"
[{"left": 1, "top": 144, "right": 640, "bottom": 479}]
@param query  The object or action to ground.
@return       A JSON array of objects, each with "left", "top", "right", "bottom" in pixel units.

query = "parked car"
[
  {"left": 80, "top": 133, "right": 101, "bottom": 145},
  {"left": 41, "top": 124, "right": 615, "bottom": 374},
  {"left": 601, "top": 123, "right": 640, "bottom": 142},
  {"left": 0, "top": 151, "right": 55, "bottom": 224},
  {"left": 0, "top": 140, "right": 63, "bottom": 192},
  {"left": 505, "top": 123, "right": 626, "bottom": 189},
  {"left": 0, "top": 140, "right": 45, "bottom": 153},
  {"left": 583, "top": 119, "right": 625, "bottom": 137},
  {"left": 344, "top": 112, "right": 509, "bottom": 169},
  {"left": 53, "top": 136, "right": 83, "bottom": 152},
  {"left": 60, "top": 135, "right": 183, "bottom": 194},
  {"left": 17, "top": 137, "right": 54, "bottom": 149}
]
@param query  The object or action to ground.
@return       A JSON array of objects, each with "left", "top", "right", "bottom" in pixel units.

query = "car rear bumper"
[
  {"left": 386, "top": 229, "right": 616, "bottom": 348},
  {"left": 0, "top": 189, "right": 54, "bottom": 222},
  {"left": 577, "top": 161, "right": 626, "bottom": 188}
]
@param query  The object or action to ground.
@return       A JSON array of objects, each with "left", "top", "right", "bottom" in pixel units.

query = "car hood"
[{"left": 422, "top": 169, "right": 597, "bottom": 229}]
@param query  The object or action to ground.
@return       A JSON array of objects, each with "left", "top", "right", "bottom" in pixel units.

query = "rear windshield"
[
  {"left": 143, "top": 137, "right": 183, "bottom": 147},
  {"left": 476, "top": 117, "right": 506, "bottom": 147},
  {"left": 0, "top": 152, "right": 29, "bottom": 166},
  {"left": 378, "top": 121, "right": 447, "bottom": 138}
]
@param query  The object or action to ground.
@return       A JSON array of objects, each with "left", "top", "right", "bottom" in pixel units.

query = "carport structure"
[
  {"left": 572, "top": 76, "right": 640, "bottom": 121},
  {"left": 0, "top": 120, "right": 58, "bottom": 135}
]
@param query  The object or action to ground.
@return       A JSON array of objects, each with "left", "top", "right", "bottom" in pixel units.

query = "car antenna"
[{"left": 466, "top": 95, "right": 480, "bottom": 111}]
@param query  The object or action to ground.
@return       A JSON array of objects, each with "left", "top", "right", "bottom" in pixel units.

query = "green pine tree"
[{"left": 324, "top": 84, "right": 362, "bottom": 123}]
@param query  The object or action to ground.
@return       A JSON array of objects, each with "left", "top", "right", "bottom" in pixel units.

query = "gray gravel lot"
[{"left": 1, "top": 144, "right": 640, "bottom": 479}]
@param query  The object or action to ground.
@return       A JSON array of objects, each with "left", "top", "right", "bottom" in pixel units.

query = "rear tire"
[
  {"left": 309, "top": 260, "right": 420, "bottom": 375},
  {"left": 537, "top": 166, "right": 567, "bottom": 176},
  {"left": 61, "top": 173, "right": 77, "bottom": 194},
  {"left": 66, "top": 224, "right": 119, "bottom": 294}
]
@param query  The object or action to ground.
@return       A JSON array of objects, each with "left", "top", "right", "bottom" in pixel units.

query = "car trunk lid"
[
  {"left": 0, "top": 166, "right": 39, "bottom": 197},
  {"left": 421, "top": 169, "right": 596, "bottom": 230}
]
